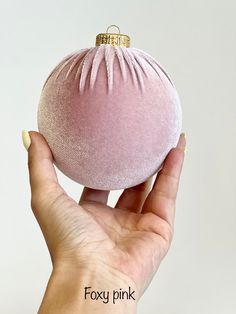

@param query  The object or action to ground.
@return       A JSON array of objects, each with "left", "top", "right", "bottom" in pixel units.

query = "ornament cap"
[{"left": 96, "top": 25, "right": 130, "bottom": 48}]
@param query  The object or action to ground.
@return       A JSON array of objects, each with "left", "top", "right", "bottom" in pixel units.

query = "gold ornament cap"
[{"left": 96, "top": 25, "right": 130, "bottom": 48}]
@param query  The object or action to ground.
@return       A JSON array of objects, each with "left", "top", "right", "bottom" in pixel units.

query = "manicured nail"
[{"left": 22, "top": 130, "right": 31, "bottom": 151}]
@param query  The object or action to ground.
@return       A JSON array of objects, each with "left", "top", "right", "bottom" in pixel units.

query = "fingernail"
[
  {"left": 22, "top": 130, "right": 31, "bottom": 151},
  {"left": 180, "top": 132, "right": 187, "bottom": 153}
]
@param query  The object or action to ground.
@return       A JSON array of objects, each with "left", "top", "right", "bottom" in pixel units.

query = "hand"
[{"left": 23, "top": 130, "right": 186, "bottom": 313}]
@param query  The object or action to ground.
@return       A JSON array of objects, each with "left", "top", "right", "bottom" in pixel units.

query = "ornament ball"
[{"left": 38, "top": 25, "right": 182, "bottom": 190}]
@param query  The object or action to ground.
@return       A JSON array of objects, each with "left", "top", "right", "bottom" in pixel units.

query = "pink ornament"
[{"left": 38, "top": 26, "right": 182, "bottom": 190}]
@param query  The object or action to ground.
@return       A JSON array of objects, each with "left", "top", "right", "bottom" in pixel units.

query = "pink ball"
[{"left": 38, "top": 45, "right": 182, "bottom": 190}]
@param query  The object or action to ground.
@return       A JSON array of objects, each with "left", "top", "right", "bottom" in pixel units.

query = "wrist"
[{"left": 39, "top": 260, "right": 138, "bottom": 314}]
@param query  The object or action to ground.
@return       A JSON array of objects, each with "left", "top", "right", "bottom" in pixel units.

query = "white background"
[{"left": 0, "top": 0, "right": 236, "bottom": 313}]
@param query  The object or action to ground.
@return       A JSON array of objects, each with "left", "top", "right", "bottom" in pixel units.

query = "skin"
[{"left": 25, "top": 131, "right": 186, "bottom": 313}]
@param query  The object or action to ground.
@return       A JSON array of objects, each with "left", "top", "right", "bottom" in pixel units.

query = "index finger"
[{"left": 142, "top": 133, "right": 186, "bottom": 226}]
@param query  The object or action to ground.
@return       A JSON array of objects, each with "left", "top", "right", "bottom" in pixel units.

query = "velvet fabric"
[{"left": 38, "top": 44, "right": 182, "bottom": 190}]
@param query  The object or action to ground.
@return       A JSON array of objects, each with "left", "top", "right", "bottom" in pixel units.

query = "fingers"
[
  {"left": 24, "top": 131, "right": 61, "bottom": 205},
  {"left": 79, "top": 187, "right": 110, "bottom": 205},
  {"left": 142, "top": 133, "right": 186, "bottom": 226},
  {"left": 115, "top": 176, "right": 153, "bottom": 213}
]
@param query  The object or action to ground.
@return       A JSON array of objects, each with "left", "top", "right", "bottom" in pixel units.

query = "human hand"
[{"left": 23, "top": 130, "right": 186, "bottom": 313}]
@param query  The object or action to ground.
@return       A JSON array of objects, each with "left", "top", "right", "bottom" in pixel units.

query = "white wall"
[{"left": 0, "top": 0, "right": 235, "bottom": 313}]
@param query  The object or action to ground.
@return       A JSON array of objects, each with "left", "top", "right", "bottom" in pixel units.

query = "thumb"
[{"left": 22, "top": 130, "right": 59, "bottom": 201}]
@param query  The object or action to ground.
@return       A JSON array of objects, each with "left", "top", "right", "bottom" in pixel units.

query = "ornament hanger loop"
[{"left": 106, "top": 25, "right": 120, "bottom": 35}]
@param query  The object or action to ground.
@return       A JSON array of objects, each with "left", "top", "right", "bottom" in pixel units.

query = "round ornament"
[{"left": 38, "top": 25, "right": 182, "bottom": 190}]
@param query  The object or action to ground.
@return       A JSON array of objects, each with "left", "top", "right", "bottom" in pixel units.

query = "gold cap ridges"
[{"left": 96, "top": 25, "right": 130, "bottom": 48}]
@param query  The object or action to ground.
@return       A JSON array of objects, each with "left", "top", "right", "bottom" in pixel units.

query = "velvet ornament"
[{"left": 38, "top": 26, "right": 182, "bottom": 190}]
